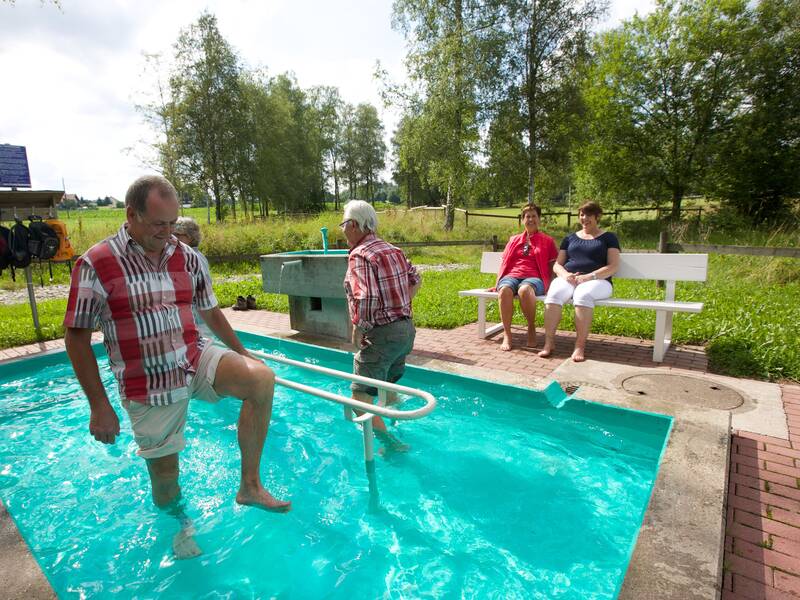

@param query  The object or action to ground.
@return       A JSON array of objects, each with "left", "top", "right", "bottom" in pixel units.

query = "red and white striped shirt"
[
  {"left": 344, "top": 233, "right": 420, "bottom": 331},
  {"left": 63, "top": 225, "right": 217, "bottom": 406}
]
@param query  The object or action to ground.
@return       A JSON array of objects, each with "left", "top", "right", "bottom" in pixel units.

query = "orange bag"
[{"left": 45, "top": 218, "right": 75, "bottom": 261}]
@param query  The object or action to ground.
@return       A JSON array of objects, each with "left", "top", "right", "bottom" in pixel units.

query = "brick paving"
[
  {"left": 722, "top": 384, "right": 800, "bottom": 600},
  {"left": 1, "top": 309, "right": 797, "bottom": 598}
]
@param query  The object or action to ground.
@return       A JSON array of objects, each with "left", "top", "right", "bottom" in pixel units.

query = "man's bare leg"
[
  {"left": 353, "top": 390, "right": 409, "bottom": 453},
  {"left": 146, "top": 454, "right": 201, "bottom": 559},
  {"left": 214, "top": 354, "right": 291, "bottom": 512},
  {"left": 146, "top": 454, "right": 181, "bottom": 507}
]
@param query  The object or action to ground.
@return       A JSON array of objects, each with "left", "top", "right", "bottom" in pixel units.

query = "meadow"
[{"left": 1, "top": 205, "right": 798, "bottom": 382}]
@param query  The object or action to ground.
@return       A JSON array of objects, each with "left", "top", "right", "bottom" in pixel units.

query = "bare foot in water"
[
  {"left": 537, "top": 346, "right": 553, "bottom": 358},
  {"left": 571, "top": 348, "right": 586, "bottom": 363},
  {"left": 526, "top": 327, "right": 537, "bottom": 348},
  {"left": 375, "top": 429, "right": 410, "bottom": 454},
  {"left": 500, "top": 333, "right": 513, "bottom": 351},
  {"left": 236, "top": 486, "right": 292, "bottom": 513},
  {"left": 173, "top": 525, "right": 202, "bottom": 560}
]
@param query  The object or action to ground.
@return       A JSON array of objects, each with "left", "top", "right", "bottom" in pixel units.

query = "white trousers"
[{"left": 544, "top": 277, "right": 612, "bottom": 308}]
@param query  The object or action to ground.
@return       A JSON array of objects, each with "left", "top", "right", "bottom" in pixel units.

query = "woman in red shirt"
[{"left": 492, "top": 204, "right": 558, "bottom": 351}]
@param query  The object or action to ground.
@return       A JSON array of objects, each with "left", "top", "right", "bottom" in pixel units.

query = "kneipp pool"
[{"left": 0, "top": 331, "right": 671, "bottom": 598}]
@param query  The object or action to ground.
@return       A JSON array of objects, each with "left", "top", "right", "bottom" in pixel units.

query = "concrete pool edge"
[
  {"left": 0, "top": 502, "right": 56, "bottom": 599},
  {"left": 413, "top": 357, "right": 729, "bottom": 600}
]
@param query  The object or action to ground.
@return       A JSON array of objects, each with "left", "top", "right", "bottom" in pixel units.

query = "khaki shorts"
[
  {"left": 352, "top": 318, "right": 416, "bottom": 396},
  {"left": 122, "top": 344, "right": 236, "bottom": 459}
]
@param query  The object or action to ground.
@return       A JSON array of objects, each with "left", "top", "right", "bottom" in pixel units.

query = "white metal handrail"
[{"left": 248, "top": 349, "right": 437, "bottom": 420}]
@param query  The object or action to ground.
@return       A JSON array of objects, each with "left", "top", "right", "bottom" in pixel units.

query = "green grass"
[{"left": 0, "top": 299, "right": 68, "bottom": 349}]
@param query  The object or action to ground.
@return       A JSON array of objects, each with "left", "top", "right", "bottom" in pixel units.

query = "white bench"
[{"left": 458, "top": 252, "right": 708, "bottom": 362}]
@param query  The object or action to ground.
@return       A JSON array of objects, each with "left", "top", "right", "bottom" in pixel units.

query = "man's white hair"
[
  {"left": 343, "top": 200, "right": 378, "bottom": 233},
  {"left": 174, "top": 216, "right": 202, "bottom": 247}
]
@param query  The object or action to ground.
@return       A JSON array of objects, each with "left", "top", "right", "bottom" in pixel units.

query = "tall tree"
[
  {"left": 353, "top": 103, "right": 386, "bottom": 202},
  {"left": 392, "top": 0, "right": 503, "bottom": 229},
  {"left": 169, "top": 12, "right": 246, "bottom": 221},
  {"left": 581, "top": 0, "right": 750, "bottom": 217},
  {"left": 504, "top": 0, "right": 606, "bottom": 203},
  {"left": 309, "top": 86, "right": 345, "bottom": 209},
  {"left": 707, "top": 0, "right": 800, "bottom": 222},
  {"left": 134, "top": 53, "right": 184, "bottom": 194}
]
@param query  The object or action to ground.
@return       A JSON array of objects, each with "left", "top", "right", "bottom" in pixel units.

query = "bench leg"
[
  {"left": 653, "top": 310, "right": 674, "bottom": 362},
  {"left": 477, "top": 297, "right": 487, "bottom": 338}
]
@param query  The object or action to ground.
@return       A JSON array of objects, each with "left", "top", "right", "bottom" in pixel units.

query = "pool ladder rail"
[
  {"left": 248, "top": 349, "right": 437, "bottom": 424},
  {"left": 249, "top": 348, "right": 436, "bottom": 504}
]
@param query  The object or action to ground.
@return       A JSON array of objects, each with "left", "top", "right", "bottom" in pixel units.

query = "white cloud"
[{"left": 0, "top": 0, "right": 652, "bottom": 199}]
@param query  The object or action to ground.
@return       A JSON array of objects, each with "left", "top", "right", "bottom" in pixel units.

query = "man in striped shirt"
[
  {"left": 64, "top": 176, "right": 291, "bottom": 541},
  {"left": 342, "top": 200, "right": 421, "bottom": 452}
]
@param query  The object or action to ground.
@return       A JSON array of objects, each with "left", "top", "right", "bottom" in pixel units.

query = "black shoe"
[
  {"left": 232, "top": 295, "right": 248, "bottom": 311},
  {"left": 246, "top": 294, "right": 257, "bottom": 310}
]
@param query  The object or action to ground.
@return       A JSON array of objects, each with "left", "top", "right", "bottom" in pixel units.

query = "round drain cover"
[{"left": 621, "top": 374, "right": 745, "bottom": 410}]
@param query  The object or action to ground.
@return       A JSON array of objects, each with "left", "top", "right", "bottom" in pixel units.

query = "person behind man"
[
  {"left": 341, "top": 200, "right": 421, "bottom": 453},
  {"left": 492, "top": 203, "right": 558, "bottom": 351},
  {"left": 63, "top": 176, "right": 291, "bottom": 555},
  {"left": 173, "top": 216, "right": 214, "bottom": 340},
  {"left": 537, "top": 201, "right": 621, "bottom": 362}
]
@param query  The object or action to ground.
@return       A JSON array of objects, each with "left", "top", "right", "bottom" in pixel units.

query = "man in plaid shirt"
[
  {"left": 341, "top": 200, "right": 421, "bottom": 452},
  {"left": 64, "top": 176, "right": 290, "bottom": 554}
]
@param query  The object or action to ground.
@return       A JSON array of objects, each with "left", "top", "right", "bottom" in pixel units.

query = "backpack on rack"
[
  {"left": 0, "top": 225, "right": 11, "bottom": 275},
  {"left": 8, "top": 219, "right": 32, "bottom": 281},
  {"left": 9, "top": 219, "right": 31, "bottom": 269},
  {"left": 28, "top": 216, "right": 60, "bottom": 260},
  {"left": 45, "top": 218, "right": 76, "bottom": 262}
]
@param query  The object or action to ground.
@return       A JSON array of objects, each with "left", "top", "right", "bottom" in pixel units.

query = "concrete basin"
[{"left": 260, "top": 250, "right": 351, "bottom": 340}]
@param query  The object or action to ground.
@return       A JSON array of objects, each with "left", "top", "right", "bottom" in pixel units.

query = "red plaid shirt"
[
  {"left": 344, "top": 233, "right": 420, "bottom": 331},
  {"left": 63, "top": 225, "right": 217, "bottom": 406}
]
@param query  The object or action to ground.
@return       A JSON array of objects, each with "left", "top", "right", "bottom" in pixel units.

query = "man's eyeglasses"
[{"left": 339, "top": 219, "right": 353, "bottom": 231}]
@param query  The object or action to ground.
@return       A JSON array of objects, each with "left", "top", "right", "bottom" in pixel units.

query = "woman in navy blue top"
[{"left": 538, "top": 201, "right": 621, "bottom": 362}]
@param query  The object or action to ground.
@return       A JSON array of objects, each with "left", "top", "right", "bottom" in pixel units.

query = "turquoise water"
[{"left": 0, "top": 332, "right": 671, "bottom": 599}]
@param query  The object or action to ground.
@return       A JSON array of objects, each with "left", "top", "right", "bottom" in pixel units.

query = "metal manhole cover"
[{"left": 621, "top": 374, "right": 744, "bottom": 410}]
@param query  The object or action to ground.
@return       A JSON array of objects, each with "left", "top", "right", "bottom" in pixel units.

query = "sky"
[{"left": 0, "top": 0, "right": 653, "bottom": 199}]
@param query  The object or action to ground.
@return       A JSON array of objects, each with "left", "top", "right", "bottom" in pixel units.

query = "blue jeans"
[{"left": 497, "top": 276, "right": 545, "bottom": 296}]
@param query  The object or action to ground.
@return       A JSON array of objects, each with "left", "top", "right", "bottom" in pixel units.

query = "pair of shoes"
[
  {"left": 232, "top": 295, "right": 258, "bottom": 311},
  {"left": 233, "top": 296, "right": 248, "bottom": 311}
]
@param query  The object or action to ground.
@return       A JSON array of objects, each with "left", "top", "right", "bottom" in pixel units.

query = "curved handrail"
[{"left": 248, "top": 349, "right": 436, "bottom": 421}]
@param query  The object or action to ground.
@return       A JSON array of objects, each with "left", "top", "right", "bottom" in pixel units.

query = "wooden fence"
[{"left": 463, "top": 205, "right": 704, "bottom": 227}]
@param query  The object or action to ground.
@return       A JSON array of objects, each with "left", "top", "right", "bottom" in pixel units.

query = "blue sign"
[{"left": 0, "top": 144, "right": 32, "bottom": 188}]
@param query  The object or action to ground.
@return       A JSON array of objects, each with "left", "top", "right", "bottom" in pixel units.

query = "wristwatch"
[{"left": 590, "top": 272, "right": 597, "bottom": 280}]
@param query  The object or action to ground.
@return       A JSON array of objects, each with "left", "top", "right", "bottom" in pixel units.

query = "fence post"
[
  {"left": 567, "top": 212, "right": 572, "bottom": 228},
  {"left": 491, "top": 235, "right": 499, "bottom": 251},
  {"left": 657, "top": 230, "right": 669, "bottom": 289},
  {"left": 465, "top": 211, "right": 469, "bottom": 228}
]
